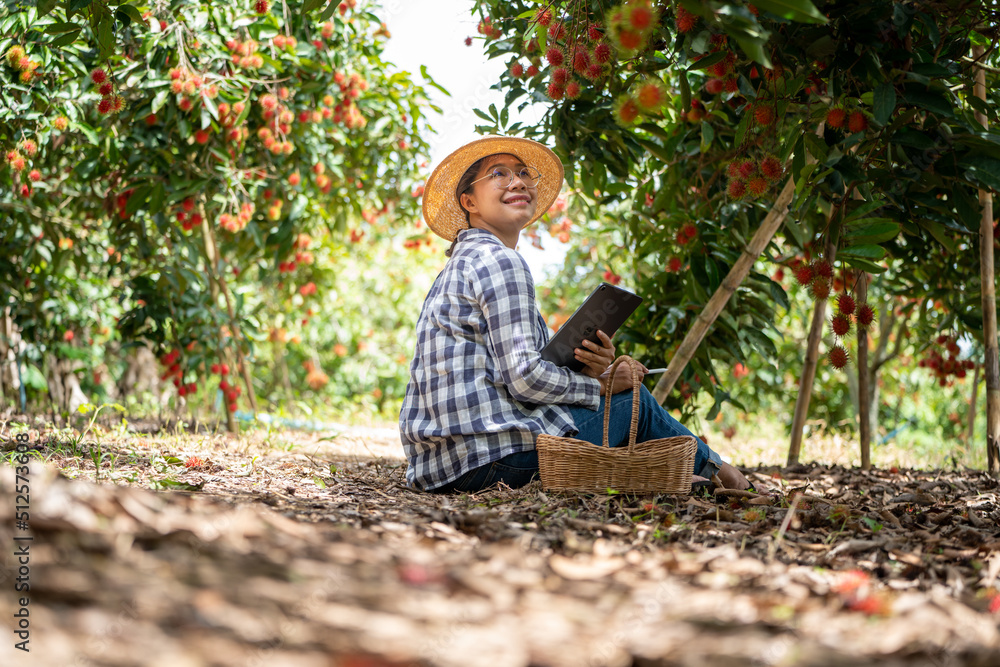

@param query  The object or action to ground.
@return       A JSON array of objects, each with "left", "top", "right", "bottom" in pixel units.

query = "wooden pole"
[
  {"left": 973, "top": 44, "right": 999, "bottom": 475},
  {"left": 967, "top": 363, "right": 981, "bottom": 444},
  {"left": 652, "top": 176, "right": 797, "bottom": 403},
  {"left": 787, "top": 241, "right": 837, "bottom": 466},
  {"left": 857, "top": 274, "right": 871, "bottom": 470}
]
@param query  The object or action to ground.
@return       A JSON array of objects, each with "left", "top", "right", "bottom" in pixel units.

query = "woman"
[{"left": 400, "top": 135, "right": 750, "bottom": 493}]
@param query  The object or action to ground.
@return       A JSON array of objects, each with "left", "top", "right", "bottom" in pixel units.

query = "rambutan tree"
[
  {"left": 0, "top": 0, "right": 435, "bottom": 428},
  {"left": 469, "top": 0, "right": 1000, "bottom": 470}
]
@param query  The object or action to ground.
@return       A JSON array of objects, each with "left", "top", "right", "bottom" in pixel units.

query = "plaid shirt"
[{"left": 400, "top": 228, "right": 601, "bottom": 490}]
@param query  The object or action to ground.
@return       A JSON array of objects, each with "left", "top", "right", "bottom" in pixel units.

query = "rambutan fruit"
[
  {"left": 811, "top": 278, "right": 831, "bottom": 300},
  {"left": 90, "top": 68, "right": 108, "bottom": 85},
  {"left": 616, "top": 29, "right": 643, "bottom": 51},
  {"left": 837, "top": 292, "right": 856, "bottom": 316},
  {"left": 667, "top": 256, "right": 683, "bottom": 273},
  {"left": 545, "top": 47, "right": 564, "bottom": 67},
  {"left": 613, "top": 94, "right": 640, "bottom": 125},
  {"left": 856, "top": 303, "right": 876, "bottom": 329},
  {"left": 10, "top": 156, "right": 26, "bottom": 172},
  {"left": 53, "top": 116, "right": 68, "bottom": 131},
  {"left": 848, "top": 111, "right": 868, "bottom": 133},
  {"left": 565, "top": 81, "right": 582, "bottom": 99},
  {"left": 760, "top": 155, "right": 782, "bottom": 181},
  {"left": 572, "top": 47, "right": 590, "bottom": 73},
  {"left": 536, "top": 8, "right": 552, "bottom": 26},
  {"left": 593, "top": 42, "right": 612, "bottom": 64},
  {"left": 828, "top": 345, "right": 849, "bottom": 369},
  {"left": 28, "top": 169, "right": 41, "bottom": 182},
  {"left": 675, "top": 6, "right": 697, "bottom": 33},
  {"left": 726, "top": 179, "right": 747, "bottom": 199},
  {"left": 795, "top": 264, "right": 815, "bottom": 286},
  {"left": 627, "top": 2, "right": 657, "bottom": 32},
  {"left": 546, "top": 82, "right": 565, "bottom": 100},
  {"left": 552, "top": 67, "right": 570, "bottom": 86},
  {"left": 813, "top": 260, "right": 833, "bottom": 280},
  {"left": 5, "top": 45, "right": 25, "bottom": 67},
  {"left": 509, "top": 62, "right": 523, "bottom": 78},
  {"left": 746, "top": 177, "right": 769, "bottom": 198},
  {"left": 705, "top": 78, "right": 724, "bottom": 95},
  {"left": 753, "top": 103, "right": 775, "bottom": 126},
  {"left": 726, "top": 161, "right": 744, "bottom": 179},
  {"left": 548, "top": 21, "right": 565, "bottom": 40},
  {"left": 111, "top": 95, "right": 125, "bottom": 113},
  {"left": 826, "top": 107, "right": 846, "bottom": 129},
  {"left": 526, "top": 64, "right": 539, "bottom": 77},
  {"left": 254, "top": 0, "right": 270, "bottom": 14},
  {"left": 97, "top": 97, "right": 113, "bottom": 115},
  {"left": 195, "top": 129, "right": 210, "bottom": 144},
  {"left": 738, "top": 160, "right": 757, "bottom": 179},
  {"left": 635, "top": 78, "right": 667, "bottom": 112},
  {"left": 831, "top": 314, "right": 852, "bottom": 337},
  {"left": 682, "top": 222, "right": 698, "bottom": 239},
  {"left": 723, "top": 77, "right": 739, "bottom": 93},
  {"left": 19, "top": 139, "right": 37, "bottom": 157},
  {"left": 584, "top": 63, "right": 604, "bottom": 80},
  {"left": 588, "top": 23, "right": 603, "bottom": 41},
  {"left": 98, "top": 82, "right": 113, "bottom": 96}
]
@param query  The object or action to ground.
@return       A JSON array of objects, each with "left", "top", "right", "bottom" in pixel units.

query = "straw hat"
[{"left": 421, "top": 135, "right": 565, "bottom": 242}]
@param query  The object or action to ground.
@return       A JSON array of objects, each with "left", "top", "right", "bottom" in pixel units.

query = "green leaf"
[
  {"left": 45, "top": 21, "right": 82, "bottom": 34},
  {"left": 318, "top": 0, "right": 339, "bottom": 20},
  {"left": 841, "top": 256, "right": 887, "bottom": 273},
  {"left": 97, "top": 18, "right": 115, "bottom": 60},
  {"left": 148, "top": 182, "right": 165, "bottom": 214},
  {"left": 873, "top": 82, "right": 896, "bottom": 126},
  {"left": 839, "top": 244, "right": 887, "bottom": 260},
  {"left": 960, "top": 156, "right": 1000, "bottom": 192},
  {"left": 50, "top": 30, "right": 82, "bottom": 47},
  {"left": 151, "top": 88, "right": 169, "bottom": 114},
  {"left": 302, "top": 0, "right": 325, "bottom": 12},
  {"left": 125, "top": 185, "right": 152, "bottom": 215},
  {"left": 842, "top": 219, "right": 900, "bottom": 245},
  {"left": 687, "top": 51, "right": 726, "bottom": 71},
  {"left": 116, "top": 4, "right": 147, "bottom": 26},
  {"left": 752, "top": 0, "right": 828, "bottom": 23}
]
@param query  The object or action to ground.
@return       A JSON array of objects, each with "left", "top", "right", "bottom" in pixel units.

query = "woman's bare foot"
[{"left": 715, "top": 462, "right": 751, "bottom": 490}]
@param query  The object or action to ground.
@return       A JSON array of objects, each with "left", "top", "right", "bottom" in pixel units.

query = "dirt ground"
[{"left": 1, "top": 419, "right": 999, "bottom": 666}]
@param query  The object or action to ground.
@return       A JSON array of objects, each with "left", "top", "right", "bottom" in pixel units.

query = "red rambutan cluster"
[
  {"left": 919, "top": 334, "right": 975, "bottom": 387},
  {"left": 725, "top": 155, "right": 783, "bottom": 200}
]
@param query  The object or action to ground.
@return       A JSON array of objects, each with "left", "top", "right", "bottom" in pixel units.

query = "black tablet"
[{"left": 540, "top": 283, "right": 643, "bottom": 372}]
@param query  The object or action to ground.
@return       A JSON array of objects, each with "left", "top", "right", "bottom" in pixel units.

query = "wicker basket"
[{"left": 537, "top": 355, "right": 696, "bottom": 494}]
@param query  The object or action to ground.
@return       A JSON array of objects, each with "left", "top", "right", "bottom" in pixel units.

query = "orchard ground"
[{"left": 1, "top": 411, "right": 999, "bottom": 666}]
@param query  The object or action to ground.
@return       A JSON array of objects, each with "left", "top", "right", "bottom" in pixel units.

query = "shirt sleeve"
[{"left": 472, "top": 245, "right": 601, "bottom": 409}]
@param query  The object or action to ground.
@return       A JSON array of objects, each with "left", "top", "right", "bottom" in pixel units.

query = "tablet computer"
[{"left": 540, "top": 283, "right": 643, "bottom": 372}]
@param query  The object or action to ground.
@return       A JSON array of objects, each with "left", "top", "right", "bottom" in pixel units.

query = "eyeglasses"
[{"left": 469, "top": 165, "right": 542, "bottom": 190}]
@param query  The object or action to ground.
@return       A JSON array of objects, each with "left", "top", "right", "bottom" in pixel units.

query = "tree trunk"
[
  {"left": 45, "top": 354, "right": 89, "bottom": 415},
  {"left": 115, "top": 345, "right": 164, "bottom": 400},
  {"left": 973, "top": 44, "right": 1000, "bottom": 475},
  {"left": 856, "top": 275, "right": 871, "bottom": 470},
  {"left": 652, "top": 177, "right": 796, "bottom": 403},
  {"left": 0, "top": 307, "right": 22, "bottom": 411}
]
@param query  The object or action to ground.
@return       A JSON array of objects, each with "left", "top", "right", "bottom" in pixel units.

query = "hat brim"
[{"left": 421, "top": 135, "right": 565, "bottom": 242}]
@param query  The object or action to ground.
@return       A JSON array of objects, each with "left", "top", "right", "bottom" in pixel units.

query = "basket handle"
[{"left": 601, "top": 355, "right": 644, "bottom": 452}]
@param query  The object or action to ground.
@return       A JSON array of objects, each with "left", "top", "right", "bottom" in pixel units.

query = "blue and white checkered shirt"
[{"left": 400, "top": 228, "right": 601, "bottom": 490}]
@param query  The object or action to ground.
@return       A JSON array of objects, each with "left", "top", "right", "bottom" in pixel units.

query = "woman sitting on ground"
[{"left": 399, "top": 135, "right": 750, "bottom": 494}]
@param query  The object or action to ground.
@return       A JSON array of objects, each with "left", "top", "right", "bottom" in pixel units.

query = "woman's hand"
[
  {"left": 575, "top": 330, "right": 615, "bottom": 380},
  {"left": 598, "top": 359, "right": 648, "bottom": 395}
]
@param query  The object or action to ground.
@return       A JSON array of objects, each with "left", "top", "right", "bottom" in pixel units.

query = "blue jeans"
[{"left": 433, "top": 385, "right": 723, "bottom": 493}]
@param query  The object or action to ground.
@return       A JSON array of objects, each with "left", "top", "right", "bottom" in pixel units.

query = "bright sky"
[{"left": 379, "top": 0, "right": 569, "bottom": 278}]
